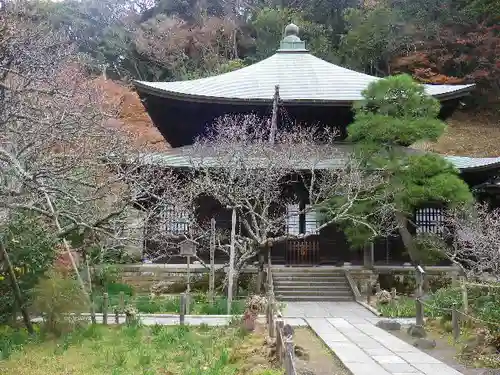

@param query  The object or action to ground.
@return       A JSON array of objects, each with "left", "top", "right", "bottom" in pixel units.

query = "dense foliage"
[
  {"left": 378, "top": 285, "right": 500, "bottom": 335},
  {"left": 327, "top": 75, "right": 473, "bottom": 258},
  {"left": 0, "top": 214, "right": 57, "bottom": 324},
  {"left": 12, "top": 0, "right": 498, "bottom": 106}
]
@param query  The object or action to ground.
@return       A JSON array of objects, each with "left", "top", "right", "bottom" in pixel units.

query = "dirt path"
[
  {"left": 389, "top": 327, "right": 489, "bottom": 375},
  {"left": 293, "top": 327, "right": 350, "bottom": 375}
]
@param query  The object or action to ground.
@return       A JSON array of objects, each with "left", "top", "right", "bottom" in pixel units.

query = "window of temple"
[
  {"left": 305, "top": 204, "right": 321, "bottom": 234},
  {"left": 162, "top": 204, "right": 190, "bottom": 235},
  {"left": 286, "top": 203, "right": 321, "bottom": 235},
  {"left": 286, "top": 204, "right": 301, "bottom": 235},
  {"left": 415, "top": 207, "right": 444, "bottom": 234}
]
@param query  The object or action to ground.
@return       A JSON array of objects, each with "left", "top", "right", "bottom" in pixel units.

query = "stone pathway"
[
  {"left": 283, "top": 301, "right": 378, "bottom": 321},
  {"left": 282, "top": 302, "right": 464, "bottom": 375},
  {"left": 306, "top": 317, "right": 464, "bottom": 375}
]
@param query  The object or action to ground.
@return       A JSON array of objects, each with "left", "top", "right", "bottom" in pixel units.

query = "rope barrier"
[
  {"left": 416, "top": 297, "right": 500, "bottom": 328},
  {"left": 464, "top": 281, "right": 500, "bottom": 289}
]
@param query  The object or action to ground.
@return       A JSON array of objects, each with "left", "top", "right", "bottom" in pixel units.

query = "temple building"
[{"left": 133, "top": 23, "right": 500, "bottom": 267}]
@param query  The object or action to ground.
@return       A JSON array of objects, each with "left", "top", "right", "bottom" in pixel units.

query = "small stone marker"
[
  {"left": 413, "top": 338, "right": 436, "bottom": 349},
  {"left": 376, "top": 320, "right": 401, "bottom": 331},
  {"left": 407, "top": 323, "right": 427, "bottom": 338}
]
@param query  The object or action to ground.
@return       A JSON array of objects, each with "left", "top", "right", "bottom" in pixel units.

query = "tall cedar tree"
[{"left": 334, "top": 74, "right": 473, "bottom": 265}]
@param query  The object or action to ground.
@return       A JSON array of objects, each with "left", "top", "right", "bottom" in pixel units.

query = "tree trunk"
[
  {"left": 395, "top": 211, "right": 421, "bottom": 264},
  {"left": 83, "top": 251, "right": 96, "bottom": 324},
  {"left": 0, "top": 240, "right": 34, "bottom": 334},
  {"left": 209, "top": 218, "right": 216, "bottom": 304},
  {"left": 256, "top": 251, "right": 265, "bottom": 294},
  {"left": 227, "top": 207, "right": 236, "bottom": 314}
]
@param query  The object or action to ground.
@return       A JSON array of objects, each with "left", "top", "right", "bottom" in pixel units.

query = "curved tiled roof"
[{"left": 134, "top": 52, "right": 474, "bottom": 105}]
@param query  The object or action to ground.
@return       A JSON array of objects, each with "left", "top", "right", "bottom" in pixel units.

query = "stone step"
[
  {"left": 271, "top": 270, "right": 345, "bottom": 275},
  {"left": 278, "top": 295, "right": 354, "bottom": 302},
  {"left": 273, "top": 274, "right": 346, "bottom": 280},
  {"left": 271, "top": 269, "right": 345, "bottom": 276},
  {"left": 273, "top": 277, "right": 346, "bottom": 283},
  {"left": 274, "top": 284, "right": 348, "bottom": 291},
  {"left": 275, "top": 288, "right": 352, "bottom": 296}
]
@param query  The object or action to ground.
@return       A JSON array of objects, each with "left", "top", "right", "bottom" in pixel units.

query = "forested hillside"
[{"left": 7, "top": 0, "right": 500, "bottom": 154}]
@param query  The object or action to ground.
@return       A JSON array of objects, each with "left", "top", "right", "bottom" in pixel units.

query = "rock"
[
  {"left": 407, "top": 324, "right": 427, "bottom": 338},
  {"left": 297, "top": 368, "right": 315, "bottom": 375},
  {"left": 482, "top": 370, "right": 500, "bottom": 375},
  {"left": 413, "top": 338, "right": 436, "bottom": 349},
  {"left": 376, "top": 320, "right": 402, "bottom": 331},
  {"left": 264, "top": 336, "right": 276, "bottom": 347},
  {"left": 294, "top": 345, "right": 310, "bottom": 360},
  {"left": 375, "top": 290, "right": 392, "bottom": 305}
]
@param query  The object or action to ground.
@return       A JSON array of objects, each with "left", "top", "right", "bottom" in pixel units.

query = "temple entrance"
[{"left": 285, "top": 239, "right": 320, "bottom": 266}]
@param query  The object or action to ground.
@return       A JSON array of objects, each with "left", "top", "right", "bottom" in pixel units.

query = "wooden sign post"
[{"left": 180, "top": 239, "right": 197, "bottom": 314}]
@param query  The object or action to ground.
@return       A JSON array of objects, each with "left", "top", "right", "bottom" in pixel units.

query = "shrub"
[
  {"left": 377, "top": 297, "right": 416, "bottom": 318},
  {"left": 0, "top": 325, "right": 42, "bottom": 360},
  {"left": 105, "top": 282, "right": 134, "bottom": 296},
  {"left": 92, "top": 264, "right": 120, "bottom": 287},
  {"left": 426, "top": 287, "right": 462, "bottom": 319},
  {"left": 32, "top": 270, "right": 89, "bottom": 335},
  {"left": 0, "top": 213, "right": 57, "bottom": 324}
]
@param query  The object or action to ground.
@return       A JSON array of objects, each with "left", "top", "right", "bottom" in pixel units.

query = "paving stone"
[
  {"left": 342, "top": 362, "right": 392, "bottom": 375},
  {"left": 320, "top": 333, "right": 350, "bottom": 342},
  {"left": 350, "top": 338, "right": 383, "bottom": 349},
  {"left": 412, "top": 363, "right": 465, "bottom": 375},
  {"left": 329, "top": 343, "right": 372, "bottom": 363},
  {"left": 397, "top": 352, "right": 442, "bottom": 364},
  {"left": 364, "top": 348, "right": 395, "bottom": 356},
  {"left": 373, "top": 355, "right": 407, "bottom": 364},
  {"left": 380, "top": 363, "right": 420, "bottom": 373}
]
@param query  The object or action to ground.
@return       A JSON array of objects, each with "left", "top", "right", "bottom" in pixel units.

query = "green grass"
[{"left": 0, "top": 323, "right": 275, "bottom": 375}]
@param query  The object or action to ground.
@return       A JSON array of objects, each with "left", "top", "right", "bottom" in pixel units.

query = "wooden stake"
[
  {"left": 459, "top": 276, "right": 468, "bottom": 314},
  {"left": 0, "top": 240, "right": 34, "bottom": 334},
  {"left": 227, "top": 207, "right": 236, "bottom": 315},
  {"left": 84, "top": 251, "right": 96, "bottom": 324},
  {"left": 415, "top": 271, "right": 424, "bottom": 326},
  {"left": 209, "top": 218, "right": 215, "bottom": 305},
  {"left": 452, "top": 304, "right": 460, "bottom": 342},
  {"left": 180, "top": 293, "right": 186, "bottom": 325},
  {"left": 103, "top": 292, "right": 109, "bottom": 325},
  {"left": 186, "top": 255, "right": 191, "bottom": 314}
]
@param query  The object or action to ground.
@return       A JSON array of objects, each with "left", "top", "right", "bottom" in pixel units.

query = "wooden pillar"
[{"left": 363, "top": 242, "right": 374, "bottom": 269}]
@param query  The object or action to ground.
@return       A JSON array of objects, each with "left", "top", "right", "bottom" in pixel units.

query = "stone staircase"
[{"left": 272, "top": 268, "right": 354, "bottom": 302}]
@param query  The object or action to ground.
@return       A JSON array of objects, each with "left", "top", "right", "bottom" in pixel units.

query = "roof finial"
[
  {"left": 284, "top": 23, "right": 299, "bottom": 37},
  {"left": 278, "top": 23, "right": 308, "bottom": 52}
]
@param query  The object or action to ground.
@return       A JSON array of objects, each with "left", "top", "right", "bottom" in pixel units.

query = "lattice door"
[{"left": 286, "top": 239, "right": 319, "bottom": 266}]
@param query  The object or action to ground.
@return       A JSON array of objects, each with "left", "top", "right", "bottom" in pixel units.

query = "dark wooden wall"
[{"left": 138, "top": 92, "right": 461, "bottom": 148}]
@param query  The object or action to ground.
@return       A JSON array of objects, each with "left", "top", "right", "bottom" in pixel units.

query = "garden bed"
[
  {"left": 387, "top": 321, "right": 497, "bottom": 375},
  {"left": 0, "top": 323, "right": 276, "bottom": 375},
  {"left": 0, "top": 322, "right": 348, "bottom": 375}
]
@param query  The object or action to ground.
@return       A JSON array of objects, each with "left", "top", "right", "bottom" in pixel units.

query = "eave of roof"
[{"left": 132, "top": 144, "right": 500, "bottom": 173}]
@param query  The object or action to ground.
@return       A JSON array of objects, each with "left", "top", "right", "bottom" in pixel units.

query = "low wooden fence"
[
  {"left": 98, "top": 292, "right": 200, "bottom": 325},
  {"left": 265, "top": 265, "right": 297, "bottom": 375}
]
